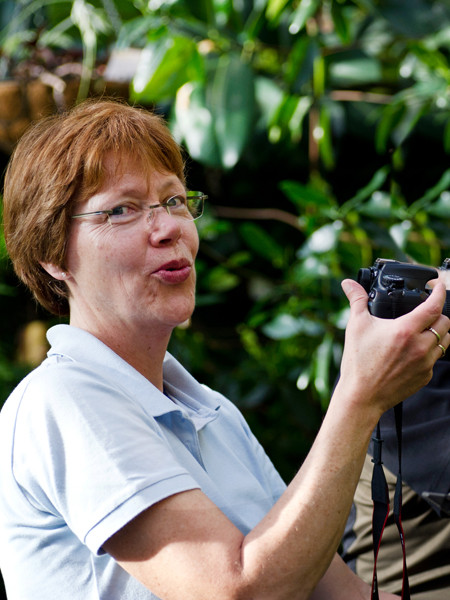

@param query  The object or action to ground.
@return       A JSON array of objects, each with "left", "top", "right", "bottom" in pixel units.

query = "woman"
[{"left": 0, "top": 99, "right": 448, "bottom": 600}]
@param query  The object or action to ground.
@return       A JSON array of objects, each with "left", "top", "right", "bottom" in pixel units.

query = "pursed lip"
[{"left": 151, "top": 258, "right": 193, "bottom": 283}]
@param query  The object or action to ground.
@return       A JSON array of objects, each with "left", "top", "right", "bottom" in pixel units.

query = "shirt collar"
[{"left": 46, "top": 324, "right": 220, "bottom": 430}]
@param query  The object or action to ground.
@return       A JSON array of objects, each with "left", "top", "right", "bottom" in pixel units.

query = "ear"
[{"left": 40, "top": 262, "right": 69, "bottom": 281}]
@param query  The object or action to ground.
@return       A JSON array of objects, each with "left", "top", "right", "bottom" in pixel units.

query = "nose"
[{"left": 147, "top": 205, "right": 182, "bottom": 246}]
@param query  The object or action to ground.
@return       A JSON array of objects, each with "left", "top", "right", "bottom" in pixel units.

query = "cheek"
[{"left": 187, "top": 223, "right": 200, "bottom": 257}]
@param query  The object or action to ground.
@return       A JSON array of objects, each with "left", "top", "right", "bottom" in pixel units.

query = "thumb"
[
  {"left": 401, "top": 279, "right": 446, "bottom": 327},
  {"left": 341, "top": 279, "right": 369, "bottom": 315}
]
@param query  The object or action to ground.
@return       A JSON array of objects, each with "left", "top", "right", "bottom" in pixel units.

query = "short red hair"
[{"left": 3, "top": 98, "right": 186, "bottom": 315}]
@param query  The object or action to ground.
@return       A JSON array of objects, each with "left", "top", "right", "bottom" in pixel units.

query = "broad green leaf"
[
  {"left": 239, "top": 222, "right": 285, "bottom": 267},
  {"left": 131, "top": 36, "right": 202, "bottom": 103},
  {"left": 375, "top": 103, "right": 406, "bottom": 153},
  {"left": 297, "top": 221, "right": 343, "bottom": 257},
  {"left": 343, "top": 167, "right": 390, "bottom": 211},
  {"left": 280, "top": 180, "right": 334, "bottom": 210},
  {"left": 268, "top": 94, "right": 313, "bottom": 143},
  {"left": 410, "top": 169, "right": 450, "bottom": 213},
  {"left": 389, "top": 221, "right": 412, "bottom": 250},
  {"left": 174, "top": 81, "right": 222, "bottom": 167},
  {"left": 377, "top": 0, "right": 450, "bottom": 38},
  {"left": 285, "top": 36, "right": 318, "bottom": 91},
  {"left": 289, "top": 0, "right": 321, "bottom": 35},
  {"left": 262, "top": 314, "right": 323, "bottom": 340},
  {"left": 266, "top": 0, "right": 291, "bottom": 23},
  {"left": 390, "top": 102, "right": 427, "bottom": 147},
  {"left": 331, "top": 0, "right": 351, "bottom": 44},
  {"left": 211, "top": 54, "right": 255, "bottom": 169},
  {"left": 203, "top": 266, "right": 240, "bottom": 292},
  {"left": 254, "top": 76, "right": 284, "bottom": 129},
  {"left": 328, "top": 52, "right": 383, "bottom": 87},
  {"left": 359, "top": 191, "right": 392, "bottom": 218},
  {"left": 116, "top": 15, "right": 162, "bottom": 49},
  {"left": 313, "top": 333, "right": 334, "bottom": 406},
  {"left": 184, "top": 0, "right": 213, "bottom": 22},
  {"left": 428, "top": 192, "right": 450, "bottom": 218},
  {"left": 317, "top": 103, "right": 334, "bottom": 170}
]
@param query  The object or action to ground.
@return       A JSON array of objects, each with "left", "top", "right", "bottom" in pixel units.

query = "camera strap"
[{"left": 370, "top": 403, "right": 410, "bottom": 600}]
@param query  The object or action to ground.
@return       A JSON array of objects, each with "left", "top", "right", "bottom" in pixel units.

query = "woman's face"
[{"left": 63, "top": 153, "right": 199, "bottom": 341}]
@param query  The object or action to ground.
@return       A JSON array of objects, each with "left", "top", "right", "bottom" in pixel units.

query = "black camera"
[{"left": 357, "top": 258, "right": 450, "bottom": 319}]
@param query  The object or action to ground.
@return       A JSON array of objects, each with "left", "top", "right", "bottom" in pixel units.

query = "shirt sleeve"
[{"left": 12, "top": 364, "right": 200, "bottom": 555}]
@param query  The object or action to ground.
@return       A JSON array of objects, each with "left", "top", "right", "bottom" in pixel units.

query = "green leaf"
[
  {"left": 375, "top": 103, "right": 406, "bottom": 153},
  {"left": 318, "top": 103, "right": 334, "bottom": 170},
  {"left": 262, "top": 314, "right": 323, "bottom": 340},
  {"left": 173, "top": 81, "right": 222, "bottom": 167},
  {"left": 266, "top": 0, "right": 291, "bottom": 23},
  {"left": 203, "top": 265, "right": 240, "bottom": 292},
  {"left": 343, "top": 167, "right": 390, "bottom": 211},
  {"left": 211, "top": 54, "right": 255, "bottom": 169},
  {"left": 116, "top": 15, "right": 162, "bottom": 49},
  {"left": 328, "top": 51, "right": 383, "bottom": 87},
  {"left": 313, "top": 333, "right": 334, "bottom": 406},
  {"left": 280, "top": 180, "right": 334, "bottom": 211},
  {"left": 254, "top": 76, "right": 284, "bottom": 129},
  {"left": 297, "top": 221, "right": 343, "bottom": 257},
  {"left": 331, "top": 0, "right": 351, "bottom": 44},
  {"left": 409, "top": 169, "right": 450, "bottom": 213},
  {"left": 131, "top": 36, "right": 202, "bottom": 103},
  {"left": 239, "top": 222, "right": 285, "bottom": 267},
  {"left": 428, "top": 192, "right": 450, "bottom": 218},
  {"left": 359, "top": 191, "right": 392, "bottom": 218},
  {"left": 289, "top": 0, "right": 321, "bottom": 35}
]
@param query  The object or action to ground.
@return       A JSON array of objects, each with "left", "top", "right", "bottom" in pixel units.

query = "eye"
[
  {"left": 165, "top": 195, "right": 186, "bottom": 209},
  {"left": 110, "top": 205, "right": 132, "bottom": 216},
  {"left": 107, "top": 204, "right": 138, "bottom": 224}
]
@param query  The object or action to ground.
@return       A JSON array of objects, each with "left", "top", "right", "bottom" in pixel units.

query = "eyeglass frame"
[{"left": 71, "top": 192, "right": 208, "bottom": 223}]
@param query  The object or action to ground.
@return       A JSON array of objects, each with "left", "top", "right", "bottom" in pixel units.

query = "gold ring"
[
  {"left": 438, "top": 344, "right": 446, "bottom": 357},
  {"left": 427, "top": 327, "right": 441, "bottom": 344}
]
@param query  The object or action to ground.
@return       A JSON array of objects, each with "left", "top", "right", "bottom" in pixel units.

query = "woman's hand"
[{"left": 337, "top": 278, "right": 450, "bottom": 418}]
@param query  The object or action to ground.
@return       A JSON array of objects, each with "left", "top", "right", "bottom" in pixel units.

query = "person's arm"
[
  {"left": 104, "top": 280, "right": 449, "bottom": 600},
  {"left": 309, "top": 554, "right": 399, "bottom": 600}
]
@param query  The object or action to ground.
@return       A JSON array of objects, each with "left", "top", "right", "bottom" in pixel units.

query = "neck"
[{"left": 69, "top": 310, "right": 171, "bottom": 391}]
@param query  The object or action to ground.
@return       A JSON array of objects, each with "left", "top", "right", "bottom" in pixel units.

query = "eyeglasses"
[{"left": 71, "top": 192, "right": 207, "bottom": 225}]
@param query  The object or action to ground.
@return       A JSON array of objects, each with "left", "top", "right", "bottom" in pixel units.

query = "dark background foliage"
[{"left": 1, "top": 1, "right": 450, "bottom": 596}]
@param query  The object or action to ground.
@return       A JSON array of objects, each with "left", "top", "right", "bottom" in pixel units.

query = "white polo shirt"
[{"left": 0, "top": 325, "right": 286, "bottom": 599}]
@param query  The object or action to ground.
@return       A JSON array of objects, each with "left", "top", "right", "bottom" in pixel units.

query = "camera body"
[{"left": 358, "top": 258, "right": 450, "bottom": 319}]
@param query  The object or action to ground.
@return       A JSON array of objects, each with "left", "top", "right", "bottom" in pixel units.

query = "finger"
[
  {"left": 401, "top": 281, "right": 447, "bottom": 330},
  {"left": 341, "top": 279, "right": 368, "bottom": 315}
]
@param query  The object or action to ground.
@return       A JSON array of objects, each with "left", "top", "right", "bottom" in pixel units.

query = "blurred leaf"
[
  {"left": 132, "top": 36, "right": 202, "bottom": 103},
  {"left": 343, "top": 167, "right": 390, "bottom": 212},
  {"left": 211, "top": 53, "right": 255, "bottom": 169},
  {"left": 298, "top": 221, "right": 343, "bottom": 257},
  {"left": 318, "top": 102, "right": 334, "bottom": 170},
  {"left": 239, "top": 222, "right": 285, "bottom": 267},
  {"left": 174, "top": 81, "right": 222, "bottom": 167},
  {"left": 331, "top": 0, "right": 351, "bottom": 44},
  {"left": 255, "top": 76, "right": 284, "bottom": 129},
  {"left": 266, "top": 0, "right": 290, "bottom": 23},
  {"left": 203, "top": 265, "right": 240, "bottom": 292},
  {"left": 359, "top": 191, "right": 392, "bottom": 218},
  {"left": 116, "top": 15, "right": 161, "bottom": 48},
  {"left": 428, "top": 192, "right": 450, "bottom": 218},
  {"left": 377, "top": 0, "right": 450, "bottom": 37},
  {"left": 262, "top": 314, "right": 324, "bottom": 340},
  {"left": 289, "top": 0, "right": 321, "bottom": 35},
  {"left": 280, "top": 180, "right": 335, "bottom": 211},
  {"left": 410, "top": 169, "right": 450, "bottom": 213},
  {"left": 327, "top": 51, "right": 383, "bottom": 87},
  {"left": 312, "top": 333, "right": 334, "bottom": 407}
]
